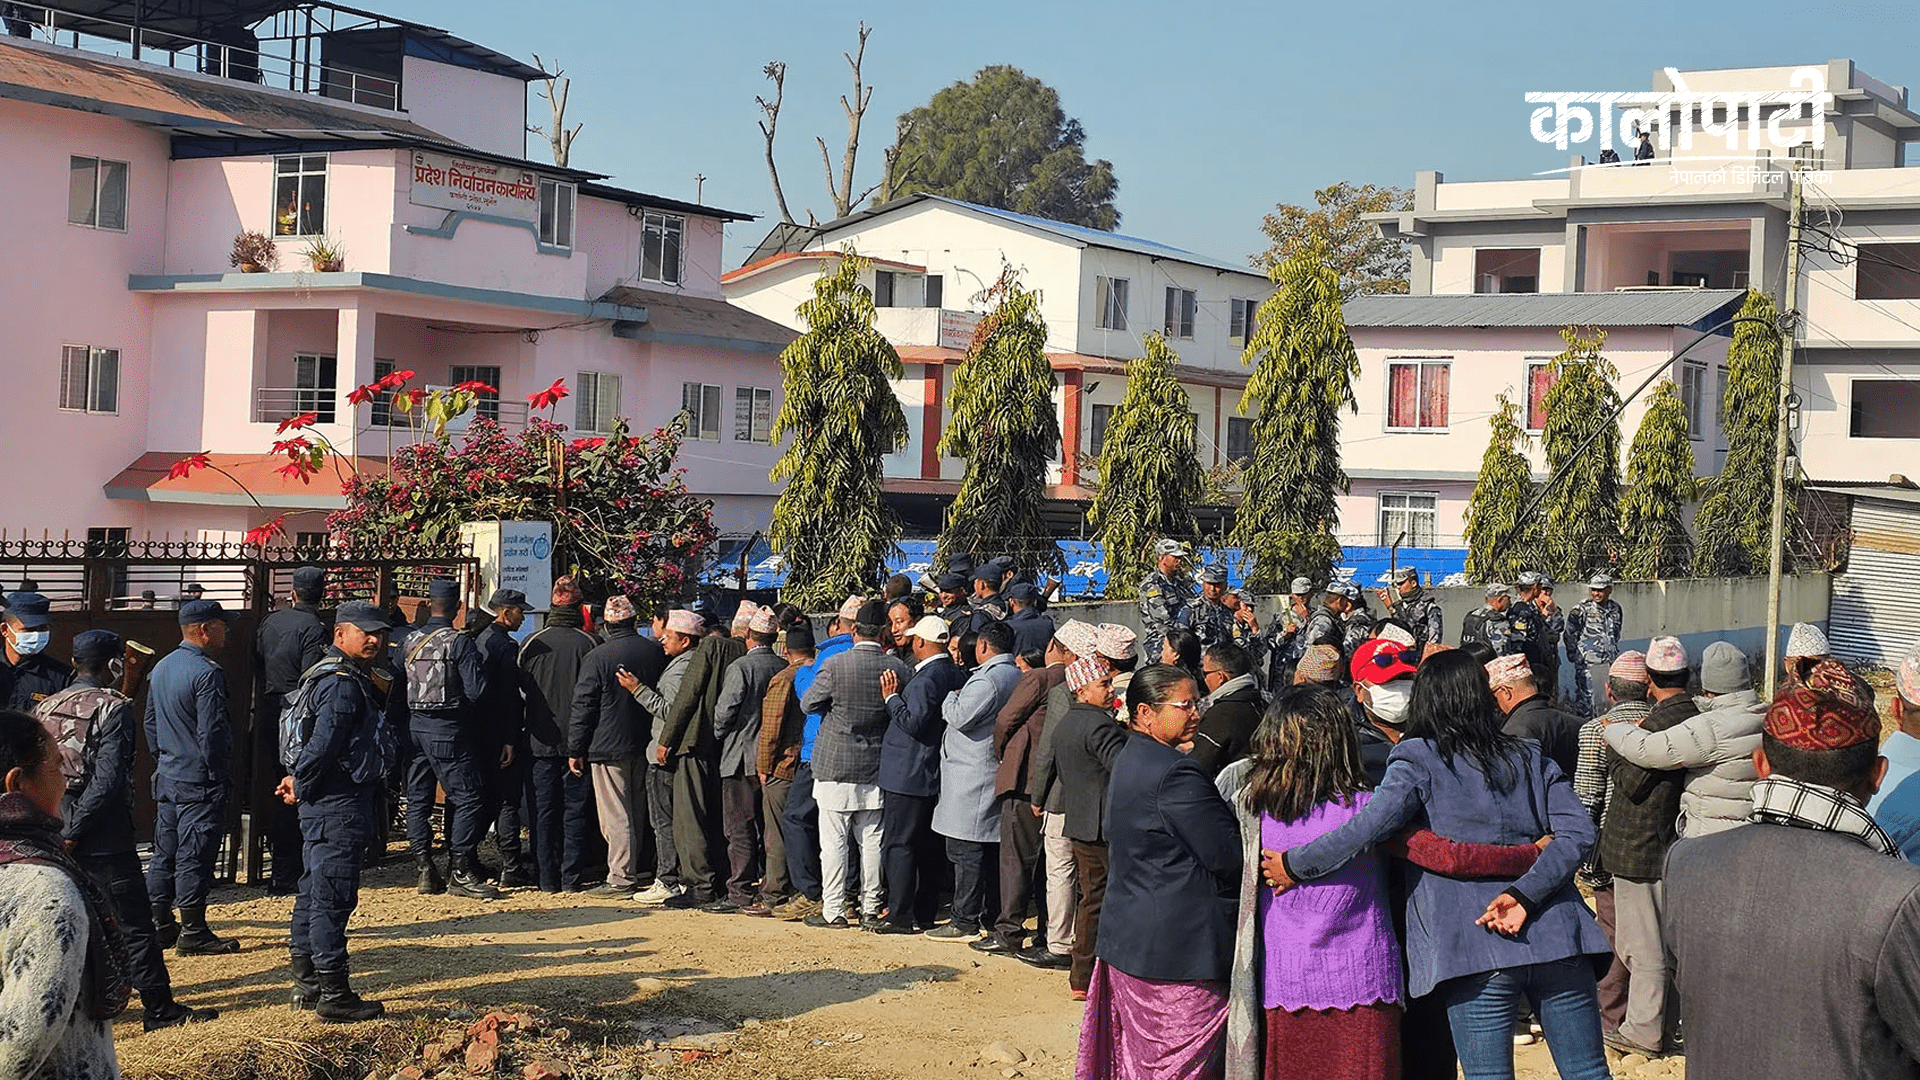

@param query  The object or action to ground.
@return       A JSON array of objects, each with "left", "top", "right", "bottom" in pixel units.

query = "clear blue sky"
[{"left": 390, "top": 0, "right": 1920, "bottom": 266}]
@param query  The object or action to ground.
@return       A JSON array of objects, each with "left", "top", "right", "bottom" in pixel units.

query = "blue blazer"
[
  {"left": 881, "top": 655, "right": 967, "bottom": 798},
  {"left": 1097, "top": 733, "right": 1242, "bottom": 983}
]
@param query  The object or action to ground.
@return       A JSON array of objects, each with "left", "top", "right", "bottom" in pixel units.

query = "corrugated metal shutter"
[{"left": 1831, "top": 500, "right": 1920, "bottom": 665}]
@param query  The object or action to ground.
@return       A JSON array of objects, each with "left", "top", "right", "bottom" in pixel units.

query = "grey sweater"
[{"left": 0, "top": 863, "right": 119, "bottom": 1080}]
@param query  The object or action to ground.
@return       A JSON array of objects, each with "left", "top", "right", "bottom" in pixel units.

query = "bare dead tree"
[
  {"left": 527, "top": 53, "right": 581, "bottom": 168},
  {"left": 756, "top": 61, "right": 796, "bottom": 224},
  {"left": 814, "top": 22, "right": 873, "bottom": 221}
]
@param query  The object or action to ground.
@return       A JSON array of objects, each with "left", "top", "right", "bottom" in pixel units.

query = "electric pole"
[{"left": 1763, "top": 171, "right": 1802, "bottom": 698}]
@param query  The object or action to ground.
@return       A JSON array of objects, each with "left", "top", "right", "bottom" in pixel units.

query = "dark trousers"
[
  {"left": 671, "top": 749, "right": 724, "bottom": 901},
  {"left": 759, "top": 776, "right": 792, "bottom": 902},
  {"left": 645, "top": 763, "right": 678, "bottom": 886},
  {"left": 995, "top": 795, "right": 1045, "bottom": 939},
  {"left": 1592, "top": 883, "right": 1630, "bottom": 1033},
  {"left": 719, "top": 774, "right": 762, "bottom": 905},
  {"left": 527, "top": 757, "right": 568, "bottom": 891},
  {"left": 881, "top": 791, "right": 942, "bottom": 929},
  {"left": 491, "top": 749, "right": 531, "bottom": 871},
  {"left": 406, "top": 717, "right": 487, "bottom": 859},
  {"left": 290, "top": 791, "right": 374, "bottom": 972},
  {"left": 1068, "top": 839, "right": 1108, "bottom": 993},
  {"left": 148, "top": 792, "right": 226, "bottom": 909},
  {"left": 945, "top": 836, "right": 998, "bottom": 935},
  {"left": 77, "top": 850, "right": 170, "bottom": 999},
  {"left": 780, "top": 762, "right": 823, "bottom": 902},
  {"left": 1402, "top": 989, "right": 1459, "bottom": 1080},
  {"left": 262, "top": 696, "right": 304, "bottom": 890}
]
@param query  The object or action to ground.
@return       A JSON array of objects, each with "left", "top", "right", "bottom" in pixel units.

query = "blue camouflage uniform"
[
  {"left": 1460, "top": 599, "right": 1514, "bottom": 654},
  {"left": 290, "top": 646, "right": 385, "bottom": 973},
  {"left": 144, "top": 636, "right": 232, "bottom": 911},
  {"left": 1138, "top": 569, "right": 1195, "bottom": 662},
  {"left": 1389, "top": 586, "right": 1445, "bottom": 653},
  {"left": 398, "top": 613, "right": 491, "bottom": 862},
  {"left": 1566, "top": 591, "right": 1625, "bottom": 716}
]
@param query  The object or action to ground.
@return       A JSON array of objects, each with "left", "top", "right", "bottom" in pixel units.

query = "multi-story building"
[
  {"left": 723, "top": 194, "right": 1276, "bottom": 530},
  {"left": 3, "top": 0, "right": 795, "bottom": 549}
]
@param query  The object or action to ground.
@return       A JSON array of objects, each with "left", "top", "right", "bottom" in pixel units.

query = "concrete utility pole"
[{"left": 1763, "top": 172, "right": 1803, "bottom": 698}]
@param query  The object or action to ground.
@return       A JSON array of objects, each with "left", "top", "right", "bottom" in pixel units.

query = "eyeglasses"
[{"left": 1157, "top": 700, "right": 1201, "bottom": 714}]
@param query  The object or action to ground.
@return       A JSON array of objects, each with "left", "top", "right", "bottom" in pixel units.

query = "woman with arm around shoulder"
[{"left": 1075, "top": 665, "right": 1242, "bottom": 1080}]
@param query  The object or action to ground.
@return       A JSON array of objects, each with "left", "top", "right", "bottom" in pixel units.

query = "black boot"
[
  {"left": 313, "top": 968, "right": 385, "bottom": 1023},
  {"left": 446, "top": 855, "right": 500, "bottom": 901},
  {"left": 140, "top": 985, "right": 218, "bottom": 1031},
  {"left": 290, "top": 951, "right": 320, "bottom": 1011},
  {"left": 415, "top": 853, "right": 446, "bottom": 896},
  {"left": 176, "top": 905, "right": 241, "bottom": 955},
  {"left": 151, "top": 903, "right": 180, "bottom": 950}
]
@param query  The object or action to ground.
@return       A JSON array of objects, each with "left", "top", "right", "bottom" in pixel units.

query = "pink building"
[{"left": 1, "top": 2, "right": 795, "bottom": 556}]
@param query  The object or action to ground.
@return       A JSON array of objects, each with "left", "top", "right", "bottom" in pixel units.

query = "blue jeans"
[{"left": 1440, "top": 959, "right": 1610, "bottom": 1080}]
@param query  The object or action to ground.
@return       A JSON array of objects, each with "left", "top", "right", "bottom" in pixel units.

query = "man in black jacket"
[
  {"left": 518, "top": 586, "right": 599, "bottom": 893},
  {"left": 1047, "top": 657, "right": 1126, "bottom": 997},
  {"left": 569, "top": 596, "right": 666, "bottom": 897},
  {"left": 876, "top": 615, "right": 968, "bottom": 933},
  {"left": 1190, "top": 644, "right": 1262, "bottom": 778},
  {"left": 1487, "top": 651, "right": 1584, "bottom": 779},
  {"left": 257, "top": 565, "right": 328, "bottom": 893},
  {"left": 472, "top": 588, "right": 529, "bottom": 885}
]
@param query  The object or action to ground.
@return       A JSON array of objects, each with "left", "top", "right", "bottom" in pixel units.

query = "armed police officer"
[
  {"left": 278, "top": 601, "right": 395, "bottom": 1022},
  {"left": 1137, "top": 538, "right": 1194, "bottom": 662},
  {"left": 472, "top": 588, "right": 531, "bottom": 887},
  {"left": 3, "top": 591, "right": 73, "bottom": 711},
  {"left": 256, "top": 566, "right": 328, "bottom": 894},
  {"left": 1260, "top": 576, "right": 1318, "bottom": 690},
  {"left": 1189, "top": 564, "right": 1234, "bottom": 648},
  {"left": 1565, "top": 573, "right": 1625, "bottom": 717},
  {"left": 1515, "top": 572, "right": 1562, "bottom": 699},
  {"left": 1379, "top": 566, "right": 1444, "bottom": 652},
  {"left": 145, "top": 599, "right": 241, "bottom": 954},
  {"left": 399, "top": 579, "right": 497, "bottom": 900},
  {"left": 37, "top": 629, "right": 217, "bottom": 1030},
  {"left": 1277, "top": 580, "right": 1347, "bottom": 686},
  {"left": 1460, "top": 582, "right": 1518, "bottom": 655},
  {"left": 1331, "top": 580, "right": 1374, "bottom": 658},
  {"left": 966, "top": 565, "right": 1009, "bottom": 633}
]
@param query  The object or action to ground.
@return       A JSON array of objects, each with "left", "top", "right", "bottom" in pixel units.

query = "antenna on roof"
[{"left": 696, "top": 173, "right": 706, "bottom": 204}]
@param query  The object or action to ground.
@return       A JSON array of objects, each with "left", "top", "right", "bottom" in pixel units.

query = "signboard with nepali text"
[{"left": 410, "top": 150, "right": 541, "bottom": 224}]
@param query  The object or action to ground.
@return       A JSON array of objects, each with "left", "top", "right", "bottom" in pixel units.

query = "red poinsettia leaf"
[
  {"left": 346, "top": 384, "right": 377, "bottom": 406},
  {"left": 244, "top": 515, "right": 288, "bottom": 545},
  {"left": 166, "top": 452, "right": 212, "bottom": 481},
  {"left": 452, "top": 380, "right": 499, "bottom": 395},
  {"left": 275, "top": 412, "right": 319, "bottom": 434}
]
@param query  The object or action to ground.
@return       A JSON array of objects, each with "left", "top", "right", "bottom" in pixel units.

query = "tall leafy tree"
[
  {"left": 937, "top": 270, "right": 1065, "bottom": 575},
  {"left": 1695, "top": 289, "right": 1787, "bottom": 575},
  {"left": 1620, "top": 378, "right": 1696, "bottom": 579},
  {"left": 767, "top": 252, "right": 910, "bottom": 609},
  {"left": 1088, "top": 333, "right": 1205, "bottom": 600},
  {"left": 1463, "top": 393, "right": 1537, "bottom": 583},
  {"left": 1538, "top": 326, "right": 1624, "bottom": 581},
  {"left": 883, "top": 65, "right": 1120, "bottom": 229},
  {"left": 1253, "top": 182, "right": 1413, "bottom": 298},
  {"left": 1232, "top": 243, "right": 1359, "bottom": 592}
]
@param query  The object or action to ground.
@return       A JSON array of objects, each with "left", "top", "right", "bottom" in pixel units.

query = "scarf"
[
  {"left": 1748, "top": 775, "right": 1903, "bottom": 859},
  {"left": 0, "top": 792, "right": 132, "bottom": 1020}
]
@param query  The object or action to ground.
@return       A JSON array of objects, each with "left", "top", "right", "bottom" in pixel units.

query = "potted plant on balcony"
[
  {"left": 229, "top": 231, "right": 277, "bottom": 273},
  {"left": 304, "top": 235, "right": 346, "bottom": 273}
]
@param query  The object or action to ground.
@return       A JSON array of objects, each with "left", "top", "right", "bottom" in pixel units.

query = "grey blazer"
[
  {"left": 933, "top": 653, "right": 1022, "bottom": 843},
  {"left": 801, "top": 640, "right": 911, "bottom": 785},
  {"left": 712, "top": 645, "right": 787, "bottom": 778}
]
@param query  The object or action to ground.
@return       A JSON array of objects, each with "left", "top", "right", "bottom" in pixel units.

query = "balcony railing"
[{"left": 252, "top": 388, "right": 530, "bottom": 434}]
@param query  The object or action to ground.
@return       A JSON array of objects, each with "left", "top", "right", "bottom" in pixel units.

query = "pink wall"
[
  {"left": 400, "top": 56, "right": 528, "bottom": 159},
  {"left": 575, "top": 197, "right": 728, "bottom": 301},
  {"left": 163, "top": 151, "right": 397, "bottom": 276}
]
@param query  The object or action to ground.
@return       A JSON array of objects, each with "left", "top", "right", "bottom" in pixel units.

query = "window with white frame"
[
  {"left": 370, "top": 359, "right": 405, "bottom": 427},
  {"left": 273, "top": 155, "right": 327, "bottom": 237},
  {"left": 67, "top": 156, "right": 127, "bottom": 231},
  {"left": 1524, "top": 361, "right": 1556, "bottom": 432},
  {"left": 449, "top": 365, "right": 502, "bottom": 421},
  {"left": 1679, "top": 360, "right": 1707, "bottom": 439},
  {"left": 59, "top": 345, "right": 119, "bottom": 414},
  {"left": 681, "top": 381, "right": 721, "bottom": 441},
  {"left": 1164, "top": 287, "right": 1196, "bottom": 339},
  {"left": 293, "top": 353, "right": 337, "bottom": 423},
  {"left": 1378, "top": 491, "right": 1439, "bottom": 547},
  {"left": 641, "top": 211, "right": 685, "bottom": 285},
  {"left": 874, "top": 270, "right": 897, "bottom": 307},
  {"left": 537, "top": 179, "right": 575, "bottom": 249},
  {"left": 1087, "top": 403, "right": 1115, "bottom": 454},
  {"left": 1229, "top": 298, "right": 1258, "bottom": 346},
  {"left": 1386, "top": 359, "right": 1451, "bottom": 431},
  {"left": 575, "top": 371, "right": 621, "bottom": 433},
  {"left": 1226, "top": 416, "right": 1254, "bottom": 463},
  {"left": 1095, "top": 276, "right": 1129, "bottom": 331},
  {"left": 735, "top": 386, "right": 774, "bottom": 442}
]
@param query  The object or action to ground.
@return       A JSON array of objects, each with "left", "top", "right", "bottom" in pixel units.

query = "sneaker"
[
  {"left": 773, "top": 897, "right": 822, "bottom": 922},
  {"left": 584, "top": 883, "right": 636, "bottom": 899},
  {"left": 633, "top": 882, "right": 680, "bottom": 906},
  {"left": 1602, "top": 1029, "right": 1664, "bottom": 1057},
  {"left": 858, "top": 915, "right": 887, "bottom": 933},
  {"left": 924, "top": 924, "right": 982, "bottom": 942}
]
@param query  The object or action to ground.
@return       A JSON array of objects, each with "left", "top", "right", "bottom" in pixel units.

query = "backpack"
[
  {"left": 404, "top": 627, "right": 463, "bottom": 710},
  {"left": 278, "top": 657, "right": 399, "bottom": 786},
  {"left": 33, "top": 685, "right": 124, "bottom": 793},
  {"left": 1460, "top": 608, "right": 1491, "bottom": 648}
]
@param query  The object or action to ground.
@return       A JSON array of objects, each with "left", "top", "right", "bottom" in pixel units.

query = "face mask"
[
  {"left": 10, "top": 630, "right": 49, "bottom": 656},
  {"left": 1367, "top": 680, "right": 1412, "bottom": 725}
]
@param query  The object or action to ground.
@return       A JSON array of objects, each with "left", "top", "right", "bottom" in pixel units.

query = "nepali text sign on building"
[
  {"left": 411, "top": 150, "right": 541, "bottom": 223},
  {"left": 459, "top": 520, "right": 554, "bottom": 612}
]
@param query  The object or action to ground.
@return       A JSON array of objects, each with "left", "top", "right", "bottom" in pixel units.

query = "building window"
[
  {"left": 1229, "top": 298, "right": 1258, "bottom": 346},
  {"left": 369, "top": 359, "right": 405, "bottom": 427},
  {"left": 537, "top": 179, "right": 574, "bottom": 249},
  {"left": 1087, "top": 403, "right": 1114, "bottom": 454},
  {"left": 58, "top": 345, "right": 119, "bottom": 414},
  {"left": 1379, "top": 491, "right": 1439, "bottom": 547},
  {"left": 68, "top": 156, "right": 127, "bottom": 231},
  {"left": 1678, "top": 360, "right": 1707, "bottom": 439},
  {"left": 1386, "top": 360, "right": 1451, "bottom": 431},
  {"left": 1850, "top": 379, "right": 1920, "bottom": 438},
  {"left": 1525, "top": 361, "right": 1555, "bottom": 431},
  {"left": 1856, "top": 243, "right": 1920, "bottom": 300},
  {"left": 294, "top": 530, "right": 328, "bottom": 550},
  {"left": 1163, "top": 287, "right": 1196, "bottom": 339},
  {"left": 874, "top": 270, "right": 896, "bottom": 307},
  {"left": 274, "top": 155, "right": 327, "bottom": 237},
  {"left": 1095, "top": 276, "right": 1129, "bottom": 331},
  {"left": 1476, "top": 248, "right": 1540, "bottom": 294},
  {"left": 575, "top": 371, "right": 621, "bottom": 434},
  {"left": 680, "top": 381, "right": 721, "bottom": 441},
  {"left": 641, "top": 211, "right": 685, "bottom": 285},
  {"left": 449, "top": 365, "right": 502, "bottom": 421},
  {"left": 1226, "top": 416, "right": 1254, "bottom": 463},
  {"left": 924, "top": 275, "right": 944, "bottom": 308},
  {"left": 85, "top": 527, "right": 130, "bottom": 556},
  {"left": 734, "top": 386, "right": 773, "bottom": 443},
  {"left": 293, "top": 353, "right": 337, "bottom": 423}
]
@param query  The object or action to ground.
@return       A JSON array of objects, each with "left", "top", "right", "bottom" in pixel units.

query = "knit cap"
[
  {"left": 1485, "top": 653, "right": 1533, "bottom": 689},
  {"left": 1294, "top": 645, "right": 1341, "bottom": 684},
  {"left": 1608, "top": 651, "right": 1649, "bottom": 684},
  {"left": 1699, "top": 641, "right": 1751, "bottom": 695},
  {"left": 1646, "top": 636, "right": 1687, "bottom": 673},
  {"left": 1066, "top": 655, "right": 1113, "bottom": 693},
  {"left": 1766, "top": 686, "right": 1880, "bottom": 751},
  {"left": 1785, "top": 622, "right": 1830, "bottom": 660}
]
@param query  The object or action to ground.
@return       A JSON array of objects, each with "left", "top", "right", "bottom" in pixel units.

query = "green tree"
[
  {"left": 1695, "top": 289, "right": 1787, "bottom": 575},
  {"left": 1088, "top": 333, "right": 1205, "bottom": 601},
  {"left": 1537, "top": 326, "right": 1623, "bottom": 580},
  {"left": 937, "top": 270, "right": 1065, "bottom": 575},
  {"left": 1620, "top": 379, "right": 1697, "bottom": 579},
  {"left": 766, "top": 252, "right": 911, "bottom": 609},
  {"left": 1231, "top": 243, "right": 1359, "bottom": 592},
  {"left": 1253, "top": 182, "right": 1413, "bottom": 298},
  {"left": 1463, "top": 393, "right": 1537, "bottom": 583},
  {"left": 883, "top": 65, "right": 1119, "bottom": 229}
]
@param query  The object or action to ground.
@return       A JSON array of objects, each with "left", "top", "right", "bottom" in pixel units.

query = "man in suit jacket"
[
  {"left": 800, "top": 600, "right": 912, "bottom": 929},
  {"left": 877, "top": 616, "right": 968, "bottom": 933},
  {"left": 1045, "top": 656, "right": 1128, "bottom": 995},
  {"left": 708, "top": 608, "right": 788, "bottom": 912},
  {"left": 657, "top": 612, "right": 748, "bottom": 907},
  {"left": 931, "top": 621, "right": 1023, "bottom": 941}
]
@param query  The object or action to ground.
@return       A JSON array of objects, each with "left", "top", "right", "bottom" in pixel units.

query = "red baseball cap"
[{"left": 1352, "top": 638, "right": 1419, "bottom": 685}]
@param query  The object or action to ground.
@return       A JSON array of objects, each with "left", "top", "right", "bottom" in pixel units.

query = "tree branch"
[
  {"left": 756, "top": 60, "right": 795, "bottom": 225},
  {"left": 830, "top": 22, "right": 872, "bottom": 218}
]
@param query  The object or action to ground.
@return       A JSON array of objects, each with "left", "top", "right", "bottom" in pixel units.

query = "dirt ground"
[{"left": 113, "top": 846, "right": 1675, "bottom": 1080}]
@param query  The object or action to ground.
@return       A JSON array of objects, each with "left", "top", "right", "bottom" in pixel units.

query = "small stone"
[
  {"left": 1620, "top": 1053, "right": 1649, "bottom": 1069},
  {"left": 448, "top": 1008, "right": 475, "bottom": 1022},
  {"left": 522, "top": 1064, "right": 565, "bottom": 1080},
  {"left": 647, "top": 1050, "right": 675, "bottom": 1066},
  {"left": 1002, "top": 1069, "right": 1023, "bottom": 1079},
  {"left": 980, "top": 1041, "right": 1024, "bottom": 1066},
  {"left": 464, "top": 1037, "right": 500, "bottom": 1074}
]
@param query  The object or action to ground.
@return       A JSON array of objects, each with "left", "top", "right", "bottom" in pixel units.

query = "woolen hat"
[
  {"left": 1289, "top": 577, "right": 1315, "bottom": 596},
  {"left": 1352, "top": 638, "right": 1418, "bottom": 685},
  {"left": 1901, "top": 645, "right": 1920, "bottom": 707},
  {"left": 1095, "top": 623, "right": 1137, "bottom": 661},
  {"left": 71, "top": 629, "right": 122, "bottom": 664},
  {"left": 1609, "top": 651, "right": 1649, "bottom": 683},
  {"left": 334, "top": 601, "right": 390, "bottom": 633},
  {"left": 1700, "top": 641, "right": 1751, "bottom": 695},
  {"left": 1485, "top": 652, "right": 1534, "bottom": 689},
  {"left": 1294, "top": 645, "right": 1341, "bottom": 684},
  {"left": 5, "top": 592, "right": 51, "bottom": 629},
  {"left": 838, "top": 595, "right": 866, "bottom": 621},
  {"left": 665, "top": 609, "right": 703, "bottom": 635},
  {"left": 1054, "top": 619, "right": 1100, "bottom": 660},
  {"left": 1154, "top": 538, "right": 1191, "bottom": 558},
  {"left": 905, "top": 615, "right": 950, "bottom": 644},
  {"left": 747, "top": 608, "right": 779, "bottom": 636},
  {"left": 1766, "top": 686, "right": 1880, "bottom": 752},
  {"left": 1785, "top": 622, "right": 1830, "bottom": 659},
  {"left": 177, "top": 599, "right": 233, "bottom": 626},
  {"left": 603, "top": 595, "right": 636, "bottom": 623},
  {"left": 1065, "top": 655, "right": 1113, "bottom": 693},
  {"left": 1646, "top": 636, "right": 1688, "bottom": 673},
  {"left": 1197, "top": 564, "right": 1228, "bottom": 585},
  {"left": 783, "top": 621, "right": 816, "bottom": 652}
]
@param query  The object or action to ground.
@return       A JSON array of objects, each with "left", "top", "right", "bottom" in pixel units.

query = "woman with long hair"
[
  {"left": 1161, "top": 626, "right": 1205, "bottom": 686},
  {"left": 1265, "top": 651, "right": 1611, "bottom": 1080}
]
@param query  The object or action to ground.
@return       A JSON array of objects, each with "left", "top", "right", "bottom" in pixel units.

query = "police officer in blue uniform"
[
  {"left": 1460, "top": 583, "right": 1517, "bottom": 655},
  {"left": 280, "top": 600, "right": 393, "bottom": 1022},
  {"left": 1190, "top": 565, "right": 1234, "bottom": 648},
  {"left": 967, "top": 566, "right": 1010, "bottom": 632},
  {"left": 1566, "top": 573, "right": 1626, "bottom": 717},
  {"left": 1137, "top": 538, "right": 1195, "bottom": 662},
  {"left": 471, "top": 588, "right": 530, "bottom": 887},
  {"left": 1380, "top": 567, "right": 1444, "bottom": 653},
  {"left": 934, "top": 573, "right": 972, "bottom": 631},
  {"left": 399, "top": 579, "right": 496, "bottom": 899},
  {"left": 1515, "top": 572, "right": 1561, "bottom": 699},
  {"left": 256, "top": 566, "right": 328, "bottom": 894},
  {"left": 1003, "top": 582, "right": 1054, "bottom": 656},
  {"left": 144, "top": 598, "right": 241, "bottom": 954},
  {"left": 3, "top": 591, "right": 74, "bottom": 711}
]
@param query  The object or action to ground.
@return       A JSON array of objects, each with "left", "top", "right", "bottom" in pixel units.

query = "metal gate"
[{"left": 1829, "top": 499, "right": 1920, "bottom": 666}]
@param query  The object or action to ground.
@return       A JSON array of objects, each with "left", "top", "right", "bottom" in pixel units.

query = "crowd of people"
[{"left": 2, "top": 543, "right": 1920, "bottom": 1080}]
